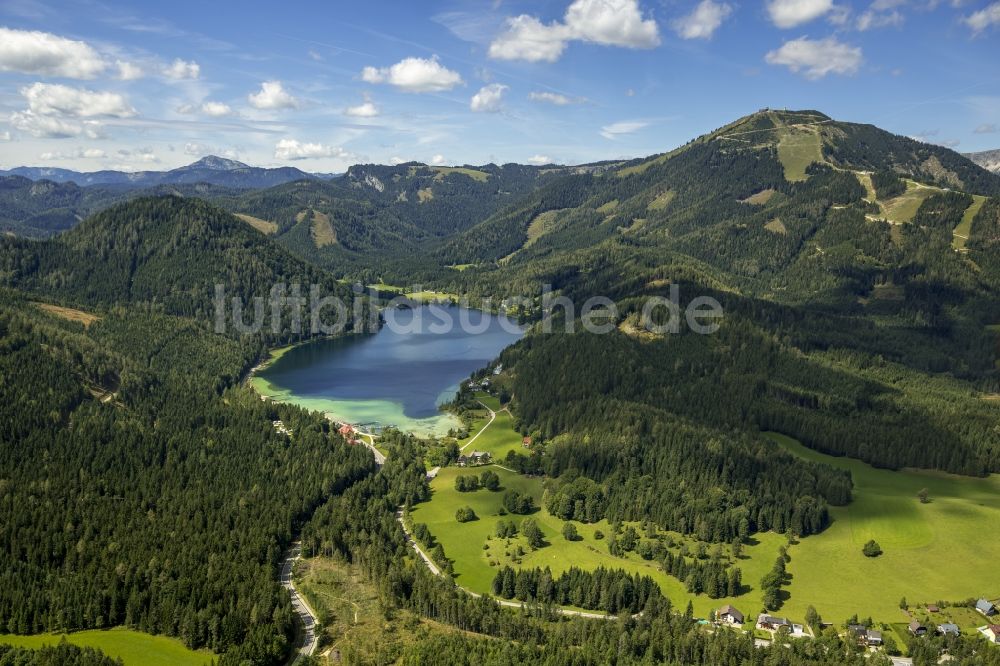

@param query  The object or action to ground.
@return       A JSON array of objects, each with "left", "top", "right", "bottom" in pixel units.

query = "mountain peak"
[{"left": 183, "top": 155, "right": 249, "bottom": 171}]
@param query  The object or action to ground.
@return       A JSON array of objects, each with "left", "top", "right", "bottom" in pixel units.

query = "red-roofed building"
[
  {"left": 986, "top": 625, "right": 1000, "bottom": 643},
  {"left": 522, "top": 436, "right": 533, "bottom": 448},
  {"left": 338, "top": 424, "right": 354, "bottom": 436}
]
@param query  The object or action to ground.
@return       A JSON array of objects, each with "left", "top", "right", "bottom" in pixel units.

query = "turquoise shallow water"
[{"left": 254, "top": 305, "right": 524, "bottom": 436}]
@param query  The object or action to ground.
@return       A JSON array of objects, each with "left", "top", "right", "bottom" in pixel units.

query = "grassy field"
[
  {"left": 776, "top": 130, "right": 822, "bottom": 182},
  {"left": 457, "top": 401, "right": 524, "bottom": 459},
  {"left": 768, "top": 433, "right": 1000, "bottom": 625},
  {"left": 648, "top": 190, "right": 677, "bottom": 211},
  {"left": 0, "top": 629, "right": 213, "bottom": 666},
  {"left": 952, "top": 194, "right": 986, "bottom": 251}
]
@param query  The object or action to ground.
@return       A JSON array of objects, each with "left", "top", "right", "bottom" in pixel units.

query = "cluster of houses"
[
  {"left": 457, "top": 450, "right": 491, "bottom": 467},
  {"left": 712, "top": 599, "right": 1000, "bottom": 650}
]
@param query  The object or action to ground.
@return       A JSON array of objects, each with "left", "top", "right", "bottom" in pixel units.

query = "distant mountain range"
[
  {"left": 965, "top": 149, "right": 1000, "bottom": 174},
  {"left": 0, "top": 155, "right": 335, "bottom": 189}
]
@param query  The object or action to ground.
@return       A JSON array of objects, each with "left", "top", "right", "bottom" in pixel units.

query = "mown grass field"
[
  {"left": 0, "top": 629, "right": 213, "bottom": 666},
  {"left": 768, "top": 433, "right": 1000, "bottom": 626}
]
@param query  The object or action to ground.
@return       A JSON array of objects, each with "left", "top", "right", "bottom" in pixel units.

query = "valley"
[{"left": 3, "top": 107, "right": 1000, "bottom": 666}]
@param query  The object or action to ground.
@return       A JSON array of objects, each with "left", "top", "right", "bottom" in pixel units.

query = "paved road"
[
  {"left": 279, "top": 543, "right": 319, "bottom": 661},
  {"left": 357, "top": 432, "right": 386, "bottom": 465}
]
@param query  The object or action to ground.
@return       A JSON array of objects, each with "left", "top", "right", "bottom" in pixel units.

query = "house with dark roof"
[
  {"left": 937, "top": 623, "right": 960, "bottom": 637},
  {"left": 984, "top": 625, "right": 1000, "bottom": 643},
  {"left": 977, "top": 599, "right": 996, "bottom": 616},
  {"left": 909, "top": 620, "right": 927, "bottom": 636},
  {"left": 757, "top": 614, "right": 791, "bottom": 631},
  {"left": 926, "top": 604, "right": 940, "bottom": 613},
  {"left": 716, "top": 605, "right": 744, "bottom": 626},
  {"left": 865, "top": 630, "right": 883, "bottom": 647}
]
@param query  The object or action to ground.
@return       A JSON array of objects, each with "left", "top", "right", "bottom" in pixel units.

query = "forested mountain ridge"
[
  {"left": 425, "top": 110, "right": 1000, "bottom": 477},
  {"left": 0, "top": 195, "right": 361, "bottom": 339},
  {"left": 0, "top": 155, "right": 324, "bottom": 189}
]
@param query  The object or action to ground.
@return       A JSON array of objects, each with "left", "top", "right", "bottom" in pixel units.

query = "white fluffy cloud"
[
  {"left": 0, "top": 27, "right": 105, "bottom": 78},
  {"left": 9, "top": 83, "right": 133, "bottom": 139},
  {"left": 766, "top": 0, "right": 836, "bottom": 27},
  {"left": 361, "top": 56, "right": 463, "bottom": 93},
  {"left": 162, "top": 58, "right": 200, "bottom": 80},
  {"left": 39, "top": 147, "right": 106, "bottom": 160},
  {"left": 963, "top": 2, "right": 1000, "bottom": 33},
  {"left": 673, "top": 0, "right": 733, "bottom": 38},
  {"left": 489, "top": 16, "right": 571, "bottom": 62},
  {"left": 527, "top": 154, "right": 553, "bottom": 164},
  {"left": 489, "top": 0, "right": 660, "bottom": 62},
  {"left": 200, "top": 101, "right": 233, "bottom": 117},
  {"left": 470, "top": 83, "right": 508, "bottom": 112},
  {"left": 600, "top": 120, "right": 648, "bottom": 139},
  {"left": 431, "top": 154, "right": 447, "bottom": 165},
  {"left": 274, "top": 139, "right": 350, "bottom": 160},
  {"left": 345, "top": 95, "right": 379, "bottom": 118},
  {"left": 974, "top": 123, "right": 998, "bottom": 134},
  {"left": 21, "top": 82, "right": 135, "bottom": 117},
  {"left": 115, "top": 60, "right": 143, "bottom": 80},
  {"left": 9, "top": 113, "right": 102, "bottom": 138},
  {"left": 529, "top": 91, "right": 583, "bottom": 105},
  {"left": 765, "top": 36, "right": 863, "bottom": 79},
  {"left": 248, "top": 81, "right": 300, "bottom": 110}
]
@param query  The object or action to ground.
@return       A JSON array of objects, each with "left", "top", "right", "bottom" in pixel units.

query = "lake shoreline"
[{"left": 247, "top": 303, "right": 523, "bottom": 437}]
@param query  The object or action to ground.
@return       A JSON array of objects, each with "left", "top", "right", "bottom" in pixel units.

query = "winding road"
[{"left": 279, "top": 543, "right": 319, "bottom": 662}]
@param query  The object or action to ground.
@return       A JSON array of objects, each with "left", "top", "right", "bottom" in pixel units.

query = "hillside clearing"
[
  {"left": 432, "top": 166, "right": 490, "bottom": 182},
  {"left": 740, "top": 189, "right": 775, "bottom": 206},
  {"left": 880, "top": 180, "right": 941, "bottom": 224},
  {"left": 952, "top": 194, "right": 986, "bottom": 251},
  {"left": 32, "top": 302, "right": 100, "bottom": 328},
  {"left": 764, "top": 218, "right": 787, "bottom": 234},
  {"left": 234, "top": 213, "right": 278, "bottom": 234},
  {"left": 777, "top": 130, "right": 823, "bottom": 182},
  {"left": 647, "top": 190, "right": 676, "bottom": 211},
  {"left": 310, "top": 210, "right": 337, "bottom": 247}
]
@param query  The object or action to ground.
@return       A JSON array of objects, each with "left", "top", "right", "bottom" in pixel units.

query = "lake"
[{"left": 252, "top": 304, "right": 524, "bottom": 436}]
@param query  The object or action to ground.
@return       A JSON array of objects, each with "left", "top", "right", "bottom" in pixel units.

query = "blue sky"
[{"left": 0, "top": 0, "right": 998, "bottom": 171}]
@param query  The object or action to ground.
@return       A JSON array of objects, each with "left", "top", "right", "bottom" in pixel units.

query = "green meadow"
[
  {"left": 411, "top": 464, "right": 786, "bottom": 620},
  {"left": 768, "top": 433, "right": 1000, "bottom": 625},
  {"left": 416, "top": 415, "right": 1000, "bottom": 627},
  {"left": 0, "top": 629, "right": 213, "bottom": 666}
]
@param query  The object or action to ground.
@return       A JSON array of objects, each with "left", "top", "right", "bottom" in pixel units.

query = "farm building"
[
  {"left": 716, "top": 605, "right": 744, "bottom": 626},
  {"left": 977, "top": 599, "right": 996, "bottom": 616},
  {"left": 985, "top": 626, "right": 1000, "bottom": 644},
  {"left": 909, "top": 620, "right": 927, "bottom": 636}
]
